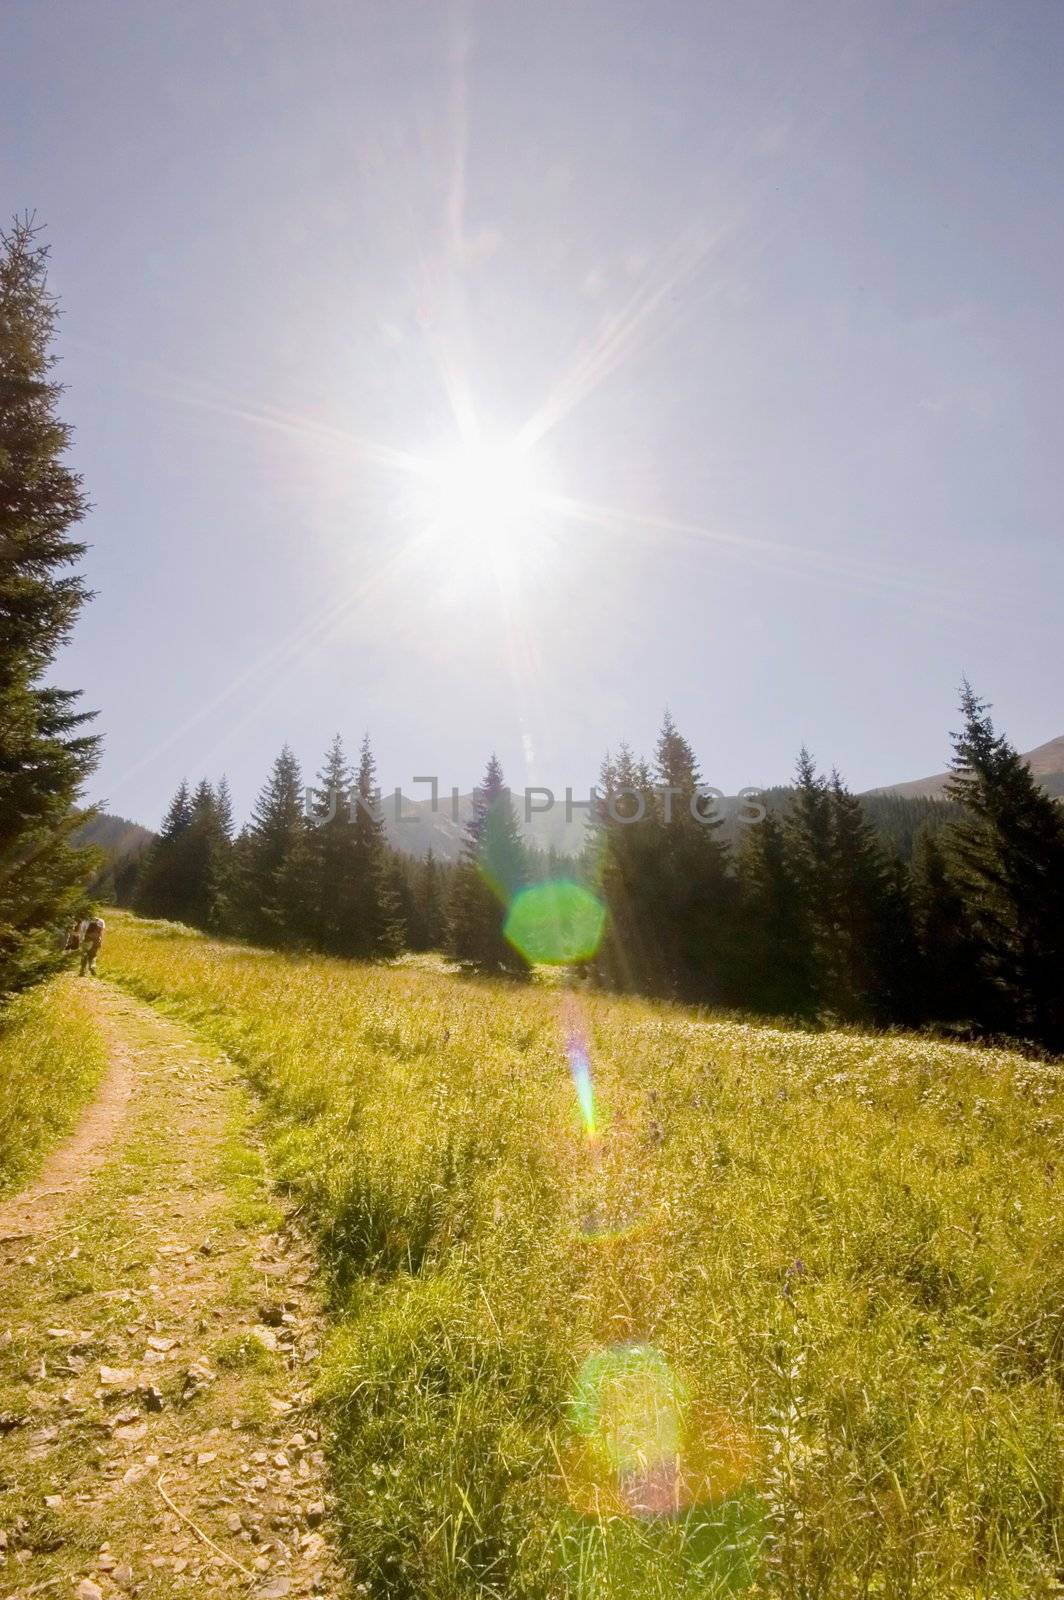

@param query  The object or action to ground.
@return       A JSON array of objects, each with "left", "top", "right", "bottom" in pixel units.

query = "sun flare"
[{"left": 427, "top": 438, "right": 542, "bottom": 547}]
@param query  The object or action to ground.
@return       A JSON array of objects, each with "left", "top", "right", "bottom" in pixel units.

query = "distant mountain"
[
  {"left": 74, "top": 811, "right": 155, "bottom": 859},
  {"left": 74, "top": 812, "right": 154, "bottom": 900},
  {"left": 871, "top": 734, "right": 1064, "bottom": 800},
  {"left": 381, "top": 790, "right": 588, "bottom": 861}
]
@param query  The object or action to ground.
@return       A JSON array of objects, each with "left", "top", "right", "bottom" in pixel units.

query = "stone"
[{"left": 99, "top": 1366, "right": 137, "bottom": 1392}]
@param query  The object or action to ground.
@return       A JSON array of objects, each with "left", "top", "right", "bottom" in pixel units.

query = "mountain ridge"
[{"left": 869, "top": 733, "right": 1064, "bottom": 800}]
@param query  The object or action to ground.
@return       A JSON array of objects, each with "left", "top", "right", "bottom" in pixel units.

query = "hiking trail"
[{"left": 0, "top": 982, "right": 347, "bottom": 1600}]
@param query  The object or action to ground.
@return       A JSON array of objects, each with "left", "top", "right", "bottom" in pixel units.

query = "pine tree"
[
  {"left": 184, "top": 780, "right": 232, "bottom": 931},
  {"left": 910, "top": 826, "right": 985, "bottom": 1027},
  {"left": 447, "top": 755, "right": 527, "bottom": 972},
  {"left": 210, "top": 775, "right": 236, "bottom": 930},
  {"left": 134, "top": 778, "right": 232, "bottom": 931},
  {"left": 591, "top": 743, "right": 661, "bottom": 991},
  {"left": 305, "top": 734, "right": 356, "bottom": 953},
  {"left": 214, "top": 775, "right": 235, "bottom": 841},
  {"left": 133, "top": 780, "right": 194, "bottom": 921},
  {"left": 783, "top": 750, "right": 840, "bottom": 1011},
  {"left": 349, "top": 734, "right": 403, "bottom": 958},
  {"left": 0, "top": 217, "right": 100, "bottom": 997},
  {"left": 651, "top": 711, "right": 735, "bottom": 1001},
  {"left": 735, "top": 808, "right": 815, "bottom": 1016},
  {"left": 163, "top": 781, "right": 194, "bottom": 835},
  {"left": 828, "top": 774, "right": 918, "bottom": 1023},
  {"left": 237, "top": 746, "right": 306, "bottom": 945},
  {"left": 945, "top": 684, "right": 1064, "bottom": 1049},
  {"left": 418, "top": 848, "right": 445, "bottom": 949}
]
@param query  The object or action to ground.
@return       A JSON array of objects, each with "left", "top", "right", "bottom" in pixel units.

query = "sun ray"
[
  {"left": 513, "top": 231, "right": 722, "bottom": 456},
  {"left": 111, "top": 518, "right": 443, "bottom": 791},
  {"left": 543, "top": 491, "right": 978, "bottom": 618}
]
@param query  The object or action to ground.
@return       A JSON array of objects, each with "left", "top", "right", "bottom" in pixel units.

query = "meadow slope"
[{"left": 102, "top": 911, "right": 1064, "bottom": 1599}]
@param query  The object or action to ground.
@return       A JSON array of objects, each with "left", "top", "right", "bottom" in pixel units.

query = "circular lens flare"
[
  {"left": 505, "top": 880, "right": 607, "bottom": 967},
  {"left": 565, "top": 1347, "right": 759, "bottom": 1523}
]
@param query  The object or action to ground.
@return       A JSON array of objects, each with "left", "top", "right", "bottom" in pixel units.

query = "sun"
[{"left": 427, "top": 438, "right": 542, "bottom": 548}]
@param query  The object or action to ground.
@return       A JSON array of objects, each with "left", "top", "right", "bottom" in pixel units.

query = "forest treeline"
[
  {"left": 128, "top": 691, "right": 1064, "bottom": 1053},
  {"left": 4, "top": 218, "right": 1063, "bottom": 1052}
]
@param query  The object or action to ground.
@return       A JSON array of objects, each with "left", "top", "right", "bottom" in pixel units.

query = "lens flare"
[
  {"left": 562, "top": 1347, "right": 764, "bottom": 1589},
  {"left": 504, "top": 879, "right": 607, "bottom": 966},
  {"left": 562, "top": 996, "right": 597, "bottom": 1140},
  {"left": 569, "top": 1043, "right": 596, "bottom": 1139},
  {"left": 568, "top": 1345, "right": 685, "bottom": 1516}
]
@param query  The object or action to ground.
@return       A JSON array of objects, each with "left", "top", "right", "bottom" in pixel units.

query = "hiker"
[{"left": 80, "top": 915, "right": 105, "bottom": 975}]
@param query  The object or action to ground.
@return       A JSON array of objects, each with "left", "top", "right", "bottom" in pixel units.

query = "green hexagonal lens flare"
[{"left": 503, "top": 879, "right": 607, "bottom": 966}]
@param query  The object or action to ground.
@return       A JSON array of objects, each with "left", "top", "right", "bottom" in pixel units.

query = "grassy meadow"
[
  {"left": 99, "top": 910, "right": 1064, "bottom": 1599},
  {"left": 0, "top": 971, "right": 109, "bottom": 1196}
]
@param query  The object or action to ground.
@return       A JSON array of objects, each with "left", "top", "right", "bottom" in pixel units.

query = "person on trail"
[{"left": 80, "top": 915, "right": 105, "bottom": 976}]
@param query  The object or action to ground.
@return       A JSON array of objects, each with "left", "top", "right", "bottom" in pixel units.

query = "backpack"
[{"left": 87, "top": 917, "right": 105, "bottom": 939}]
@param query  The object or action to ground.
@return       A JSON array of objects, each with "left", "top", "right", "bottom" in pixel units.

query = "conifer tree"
[
  {"left": 305, "top": 734, "right": 356, "bottom": 953},
  {"left": 134, "top": 780, "right": 194, "bottom": 921},
  {"left": 162, "top": 781, "right": 194, "bottom": 837},
  {"left": 946, "top": 684, "right": 1064, "bottom": 1049},
  {"left": 783, "top": 750, "right": 842, "bottom": 1011},
  {"left": 385, "top": 853, "right": 418, "bottom": 949},
  {"left": 134, "top": 778, "right": 232, "bottom": 930},
  {"left": 418, "top": 848, "right": 445, "bottom": 949},
  {"left": 0, "top": 217, "right": 99, "bottom": 997},
  {"left": 591, "top": 743, "right": 661, "bottom": 991},
  {"left": 349, "top": 734, "right": 403, "bottom": 957},
  {"left": 237, "top": 746, "right": 306, "bottom": 944},
  {"left": 735, "top": 808, "right": 815, "bottom": 1016},
  {"left": 650, "top": 711, "right": 735, "bottom": 1001},
  {"left": 828, "top": 773, "right": 918, "bottom": 1023},
  {"left": 214, "top": 775, "right": 235, "bottom": 842},
  {"left": 910, "top": 826, "right": 985, "bottom": 1026},
  {"left": 184, "top": 780, "right": 232, "bottom": 931},
  {"left": 210, "top": 774, "right": 236, "bottom": 930},
  {"left": 447, "top": 754, "right": 527, "bottom": 971}
]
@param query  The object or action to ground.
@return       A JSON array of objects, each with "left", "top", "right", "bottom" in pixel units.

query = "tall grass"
[
  {"left": 107, "top": 911, "right": 1064, "bottom": 1598},
  {"left": 0, "top": 972, "right": 110, "bottom": 1195}
]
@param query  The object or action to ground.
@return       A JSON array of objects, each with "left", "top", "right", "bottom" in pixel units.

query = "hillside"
[
  {"left": 74, "top": 811, "right": 154, "bottom": 901},
  {"left": 73, "top": 811, "right": 154, "bottom": 861},
  {"left": 873, "top": 732, "right": 1064, "bottom": 800}
]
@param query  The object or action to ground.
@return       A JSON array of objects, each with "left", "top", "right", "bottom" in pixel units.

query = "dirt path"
[
  {"left": 0, "top": 1010, "right": 133, "bottom": 1246},
  {"left": 0, "top": 984, "right": 348, "bottom": 1600}
]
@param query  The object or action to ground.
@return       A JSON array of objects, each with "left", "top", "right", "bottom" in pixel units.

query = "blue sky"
[{"left": 4, "top": 0, "right": 1062, "bottom": 826}]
